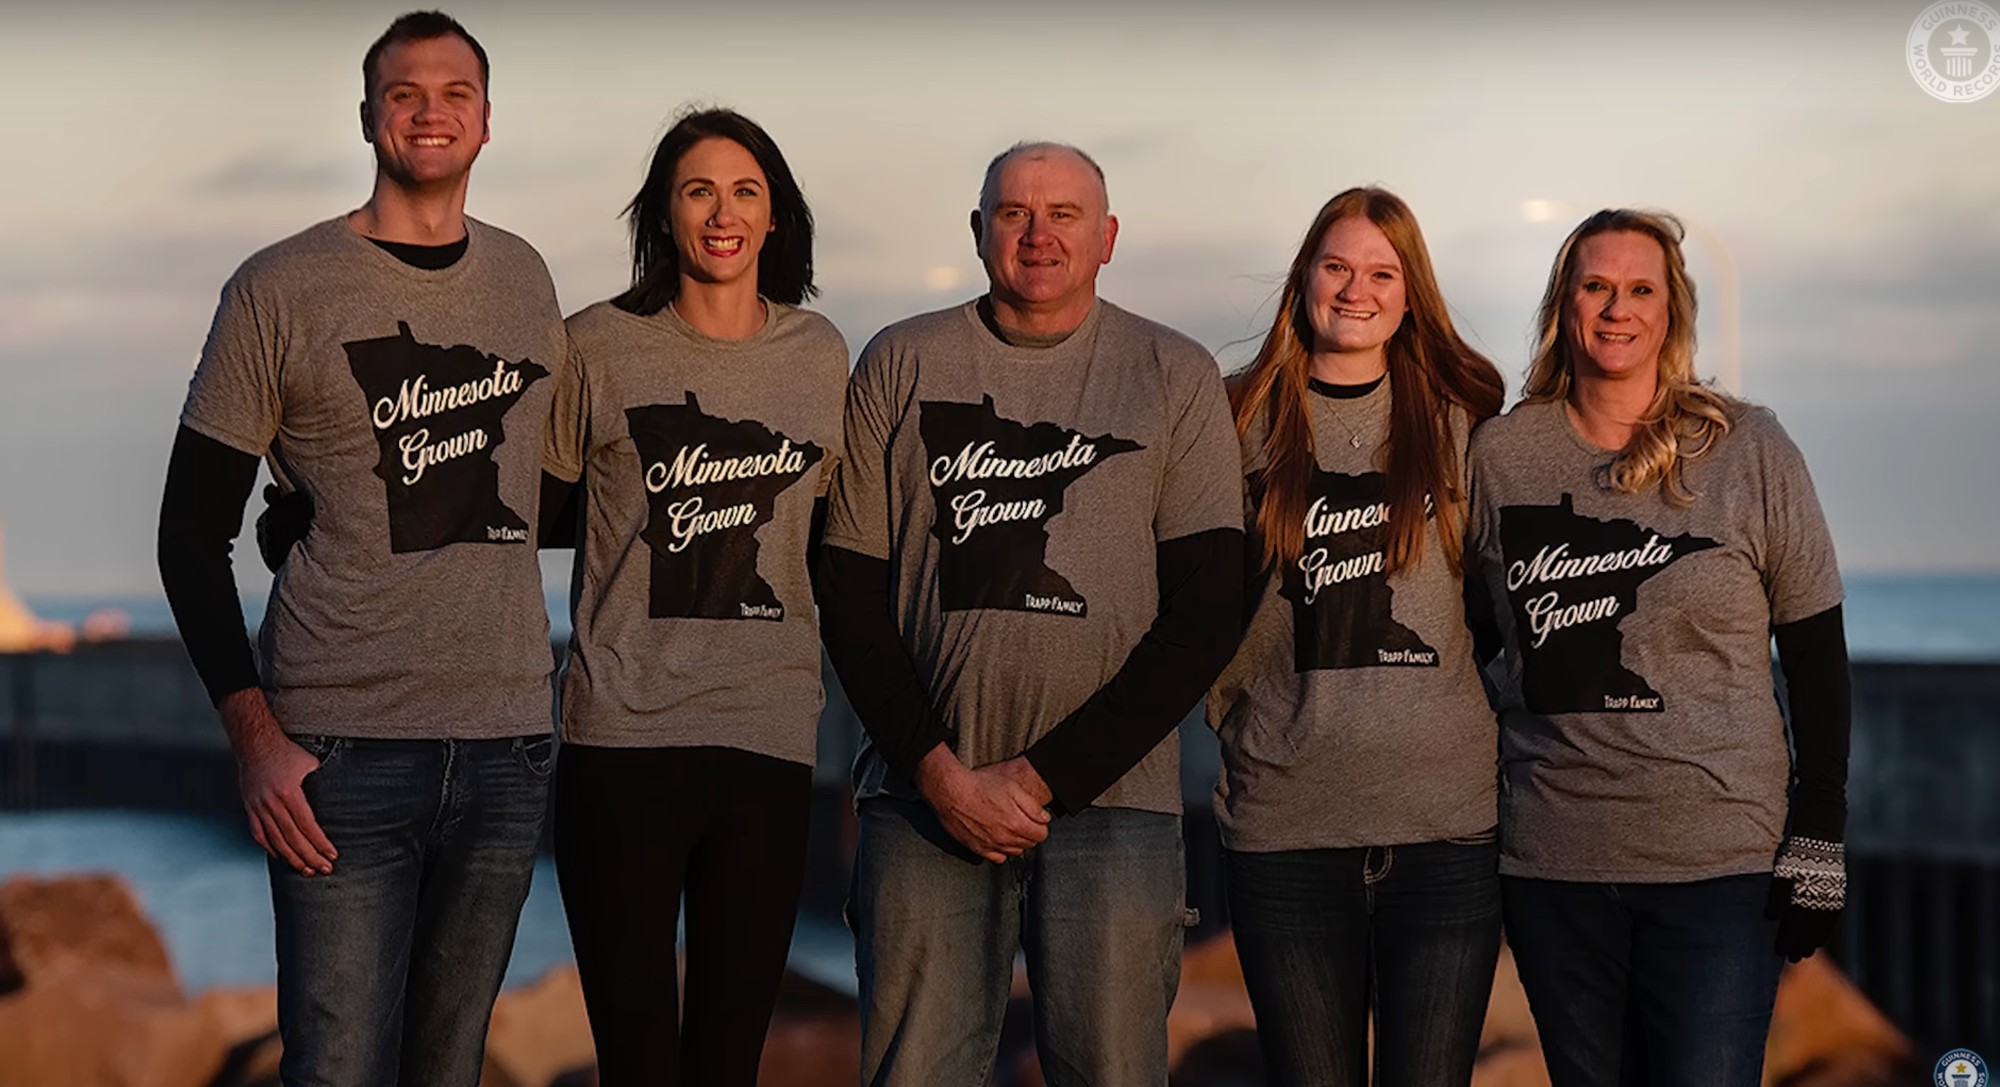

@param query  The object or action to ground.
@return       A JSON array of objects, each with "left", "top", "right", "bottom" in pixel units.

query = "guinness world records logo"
[
  {"left": 1936, "top": 1049, "right": 1991, "bottom": 1087},
  {"left": 1908, "top": 1, "right": 2000, "bottom": 102}
]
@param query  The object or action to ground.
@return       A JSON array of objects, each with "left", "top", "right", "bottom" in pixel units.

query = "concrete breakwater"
[{"left": 1, "top": 639, "right": 1996, "bottom": 1052}]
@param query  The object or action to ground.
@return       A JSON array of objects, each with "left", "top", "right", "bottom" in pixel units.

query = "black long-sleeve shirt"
[
  {"left": 158, "top": 429, "right": 584, "bottom": 705},
  {"left": 1461, "top": 579, "right": 1850, "bottom": 844},
  {"left": 157, "top": 426, "right": 264, "bottom": 705},
  {"left": 1773, "top": 604, "right": 1851, "bottom": 842},
  {"left": 157, "top": 234, "right": 478, "bottom": 706},
  {"left": 817, "top": 527, "right": 1244, "bottom": 814}
]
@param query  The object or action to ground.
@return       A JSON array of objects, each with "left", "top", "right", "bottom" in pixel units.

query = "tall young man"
[
  {"left": 820, "top": 142, "right": 1245, "bottom": 1085},
  {"left": 156, "top": 12, "right": 566, "bottom": 1085}
]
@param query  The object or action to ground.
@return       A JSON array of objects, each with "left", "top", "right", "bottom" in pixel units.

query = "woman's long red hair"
[{"left": 1232, "top": 188, "right": 1505, "bottom": 576}]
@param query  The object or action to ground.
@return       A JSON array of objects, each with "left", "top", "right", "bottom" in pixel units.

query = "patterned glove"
[{"left": 1766, "top": 835, "right": 1845, "bottom": 962}]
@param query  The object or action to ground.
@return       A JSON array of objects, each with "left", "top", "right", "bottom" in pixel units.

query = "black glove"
[
  {"left": 254, "top": 484, "right": 314, "bottom": 573},
  {"left": 1765, "top": 835, "right": 1845, "bottom": 962}
]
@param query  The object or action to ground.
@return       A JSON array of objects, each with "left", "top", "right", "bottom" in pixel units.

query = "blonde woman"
[
  {"left": 1213, "top": 187, "right": 1506, "bottom": 1087},
  {"left": 1467, "top": 209, "right": 1849, "bottom": 1085}
]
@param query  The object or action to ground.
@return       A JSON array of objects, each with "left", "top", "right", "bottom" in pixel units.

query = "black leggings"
[{"left": 553, "top": 743, "right": 812, "bottom": 1087}]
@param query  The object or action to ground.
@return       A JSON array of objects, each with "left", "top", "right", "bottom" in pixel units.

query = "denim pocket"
[
  {"left": 515, "top": 734, "right": 556, "bottom": 778},
  {"left": 290, "top": 733, "right": 346, "bottom": 771}
]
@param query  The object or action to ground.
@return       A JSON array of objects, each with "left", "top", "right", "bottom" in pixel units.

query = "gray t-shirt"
[
  {"left": 180, "top": 217, "right": 566, "bottom": 739},
  {"left": 1210, "top": 380, "right": 1497, "bottom": 851},
  {"left": 824, "top": 299, "right": 1242, "bottom": 814},
  {"left": 1467, "top": 398, "right": 1844, "bottom": 882},
  {"left": 546, "top": 300, "right": 848, "bottom": 763}
]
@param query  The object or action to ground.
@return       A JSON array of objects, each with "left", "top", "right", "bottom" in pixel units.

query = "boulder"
[
  {"left": 1473, "top": 1043, "right": 1553, "bottom": 1087},
  {"left": 0, "top": 873, "right": 1910, "bottom": 1087},
  {"left": 0, "top": 957, "right": 225, "bottom": 1087},
  {"left": 1167, "top": 933, "right": 1258, "bottom": 1069},
  {"left": 1480, "top": 943, "right": 1538, "bottom": 1052},
  {"left": 761, "top": 970, "right": 862, "bottom": 1087},
  {"left": 480, "top": 965, "right": 595, "bottom": 1087},
  {"left": 0, "top": 874, "right": 229, "bottom": 1087},
  {"left": 999, "top": 932, "right": 1261, "bottom": 1083},
  {"left": 1179, "top": 930, "right": 1247, "bottom": 991},
  {"left": 204, "top": 1031, "right": 282, "bottom": 1087},
  {"left": 1150, "top": 935, "right": 1913, "bottom": 1087},
  {"left": 1764, "top": 953, "right": 1913, "bottom": 1087},
  {"left": 472, "top": 962, "right": 868, "bottom": 1087},
  {"left": 194, "top": 987, "right": 280, "bottom": 1087},
  {"left": 192, "top": 986, "right": 276, "bottom": 1051},
  {"left": 760, "top": 1013, "right": 862, "bottom": 1087},
  {"left": 1168, "top": 1027, "right": 1264, "bottom": 1087},
  {"left": 0, "top": 873, "right": 178, "bottom": 994}
]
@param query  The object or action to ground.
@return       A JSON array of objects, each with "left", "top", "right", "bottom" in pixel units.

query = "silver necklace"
[
  {"left": 1318, "top": 387, "right": 1380, "bottom": 449},
  {"left": 1326, "top": 405, "right": 1367, "bottom": 449}
]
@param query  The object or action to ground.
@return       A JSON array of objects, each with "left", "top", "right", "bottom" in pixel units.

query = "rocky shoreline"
[{"left": 0, "top": 874, "right": 1913, "bottom": 1086}]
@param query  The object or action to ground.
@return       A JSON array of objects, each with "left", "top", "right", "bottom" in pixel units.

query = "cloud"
[
  {"left": 0, "top": 293, "right": 208, "bottom": 356},
  {"left": 194, "top": 152, "right": 364, "bottom": 198},
  {"left": 1745, "top": 220, "right": 2000, "bottom": 374},
  {"left": 0, "top": 228, "right": 283, "bottom": 293},
  {"left": 1748, "top": 305, "right": 1991, "bottom": 372},
  {"left": 0, "top": 229, "right": 273, "bottom": 354},
  {"left": 1081, "top": 129, "right": 1175, "bottom": 165}
]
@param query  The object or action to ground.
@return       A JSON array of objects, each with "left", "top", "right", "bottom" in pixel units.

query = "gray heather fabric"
[
  {"left": 1467, "top": 398, "right": 1844, "bottom": 882},
  {"left": 824, "top": 299, "right": 1242, "bottom": 814},
  {"left": 1210, "top": 381, "right": 1497, "bottom": 851},
  {"left": 547, "top": 301, "right": 847, "bottom": 763},
  {"left": 180, "top": 217, "right": 565, "bottom": 740}
]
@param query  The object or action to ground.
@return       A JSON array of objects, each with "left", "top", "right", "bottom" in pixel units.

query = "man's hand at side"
[
  {"left": 915, "top": 745, "right": 1051, "bottom": 863},
  {"left": 218, "top": 689, "right": 338, "bottom": 876}
]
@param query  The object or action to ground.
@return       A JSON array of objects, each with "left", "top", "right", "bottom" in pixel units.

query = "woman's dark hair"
[{"left": 612, "top": 108, "right": 817, "bottom": 315}]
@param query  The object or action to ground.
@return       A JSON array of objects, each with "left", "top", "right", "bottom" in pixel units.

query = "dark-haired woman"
[
  {"left": 544, "top": 108, "right": 847, "bottom": 1087},
  {"left": 1467, "top": 209, "right": 1847, "bottom": 1085},
  {"left": 1211, "top": 187, "right": 1506, "bottom": 1087}
]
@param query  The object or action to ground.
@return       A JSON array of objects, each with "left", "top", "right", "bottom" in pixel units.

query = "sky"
[{"left": 1, "top": 0, "right": 1996, "bottom": 600}]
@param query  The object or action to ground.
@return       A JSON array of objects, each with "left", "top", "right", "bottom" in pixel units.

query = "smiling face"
[
  {"left": 1566, "top": 230, "right": 1671, "bottom": 383},
  {"left": 668, "top": 137, "right": 773, "bottom": 290},
  {"left": 1302, "top": 215, "right": 1408, "bottom": 364},
  {"left": 362, "top": 34, "right": 489, "bottom": 191},
  {"left": 974, "top": 147, "right": 1118, "bottom": 330}
]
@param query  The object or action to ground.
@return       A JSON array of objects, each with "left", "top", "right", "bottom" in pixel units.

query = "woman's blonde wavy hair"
[{"left": 1523, "top": 208, "right": 1732, "bottom": 506}]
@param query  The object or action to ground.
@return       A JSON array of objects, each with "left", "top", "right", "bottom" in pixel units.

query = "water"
[
  {"left": 9, "top": 573, "right": 1995, "bottom": 993},
  {"left": 0, "top": 809, "right": 857, "bottom": 994},
  {"left": 31, "top": 573, "right": 2000, "bottom": 659},
  {"left": 1840, "top": 575, "right": 2000, "bottom": 660},
  {"left": 0, "top": 810, "right": 574, "bottom": 991},
  {"left": 26, "top": 590, "right": 582, "bottom": 643}
]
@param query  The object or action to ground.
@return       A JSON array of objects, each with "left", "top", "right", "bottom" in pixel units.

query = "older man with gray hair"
[{"left": 818, "top": 141, "right": 1245, "bottom": 1084}]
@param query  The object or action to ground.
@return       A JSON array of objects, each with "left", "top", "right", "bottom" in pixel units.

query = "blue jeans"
[
  {"left": 1502, "top": 874, "right": 1784, "bottom": 1087},
  {"left": 851, "top": 796, "right": 1187, "bottom": 1087},
  {"left": 271, "top": 734, "right": 553, "bottom": 1087},
  {"left": 1225, "top": 838, "right": 1502, "bottom": 1087}
]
